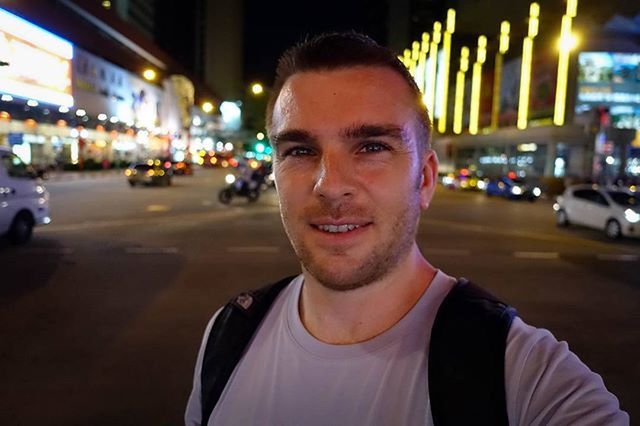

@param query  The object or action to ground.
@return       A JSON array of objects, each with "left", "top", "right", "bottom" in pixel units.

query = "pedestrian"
[{"left": 186, "top": 32, "right": 629, "bottom": 425}]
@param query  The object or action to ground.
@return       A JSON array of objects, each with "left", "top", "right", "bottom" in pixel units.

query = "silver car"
[{"left": 554, "top": 184, "right": 640, "bottom": 239}]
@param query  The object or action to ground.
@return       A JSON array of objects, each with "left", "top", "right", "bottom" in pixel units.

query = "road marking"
[
  {"left": 597, "top": 254, "right": 639, "bottom": 262},
  {"left": 424, "top": 248, "right": 470, "bottom": 256},
  {"left": 514, "top": 251, "right": 559, "bottom": 259},
  {"left": 226, "top": 246, "right": 280, "bottom": 254},
  {"left": 146, "top": 204, "right": 170, "bottom": 212},
  {"left": 125, "top": 247, "right": 178, "bottom": 254}
]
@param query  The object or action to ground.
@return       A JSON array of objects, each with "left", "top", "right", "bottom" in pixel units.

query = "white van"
[{"left": 0, "top": 146, "right": 51, "bottom": 244}]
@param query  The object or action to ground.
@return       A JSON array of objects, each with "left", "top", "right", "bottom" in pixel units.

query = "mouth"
[{"left": 310, "top": 222, "right": 373, "bottom": 235}]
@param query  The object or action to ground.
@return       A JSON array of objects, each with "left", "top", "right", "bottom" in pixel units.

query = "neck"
[{"left": 299, "top": 243, "right": 437, "bottom": 344}]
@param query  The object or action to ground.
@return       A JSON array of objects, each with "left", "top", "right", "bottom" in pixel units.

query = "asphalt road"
[{"left": 1, "top": 168, "right": 638, "bottom": 425}]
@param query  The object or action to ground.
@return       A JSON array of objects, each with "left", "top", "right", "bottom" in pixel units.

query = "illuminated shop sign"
[
  {"left": 0, "top": 8, "right": 73, "bottom": 107},
  {"left": 576, "top": 52, "right": 640, "bottom": 129}
]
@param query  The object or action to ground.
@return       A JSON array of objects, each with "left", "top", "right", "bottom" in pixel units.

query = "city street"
[{"left": 1, "top": 167, "right": 639, "bottom": 425}]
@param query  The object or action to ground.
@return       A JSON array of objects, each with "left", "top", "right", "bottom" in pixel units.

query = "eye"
[
  {"left": 281, "top": 146, "right": 315, "bottom": 158},
  {"left": 359, "top": 142, "right": 391, "bottom": 153}
]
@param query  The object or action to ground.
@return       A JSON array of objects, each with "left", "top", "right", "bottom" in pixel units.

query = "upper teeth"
[{"left": 318, "top": 224, "right": 360, "bottom": 233}]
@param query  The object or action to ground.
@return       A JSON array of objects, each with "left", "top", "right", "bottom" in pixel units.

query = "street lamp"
[
  {"left": 202, "top": 101, "right": 214, "bottom": 114},
  {"left": 491, "top": 21, "right": 510, "bottom": 129},
  {"left": 469, "top": 35, "right": 487, "bottom": 135},
  {"left": 517, "top": 2, "right": 540, "bottom": 130},
  {"left": 251, "top": 83, "right": 264, "bottom": 96},
  {"left": 453, "top": 47, "right": 470, "bottom": 135},
  {"left": 554, "top": 0, "right": 578, "bottom": 126},
  {"left": 142, "top": 68, "right": 157, "bottom": 82},
  {"left": 437, "top": 9, "right": 456, "bottom": 134}
]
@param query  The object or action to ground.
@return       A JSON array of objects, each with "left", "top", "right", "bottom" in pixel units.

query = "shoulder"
[{"left": 505, "top": 317, "right": 629, "bottom": 425}]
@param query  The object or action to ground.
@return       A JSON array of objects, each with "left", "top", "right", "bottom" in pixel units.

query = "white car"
[
  {"left": 0, "top": 146, "right": 51, "bottom": 244},
  {"left": 554, "top": 184, "right": 640, "bottom": 239}
]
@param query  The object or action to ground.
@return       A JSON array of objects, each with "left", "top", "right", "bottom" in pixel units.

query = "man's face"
[{"left": 270, "top": 66, "right": 438, "bottom": 291}]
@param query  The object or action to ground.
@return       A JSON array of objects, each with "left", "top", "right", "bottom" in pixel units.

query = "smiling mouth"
[{"left": 312, "top": 223, "right": 372, "bottom": 233}]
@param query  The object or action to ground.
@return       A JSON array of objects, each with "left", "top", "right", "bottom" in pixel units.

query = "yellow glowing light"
[
  {"left": 469, "top": 36, "right": 486, "bottom": 135},
  {"left": 493, "top": 21, "right": 510, "bottom": 129},
  {"left": 558, "top": 32, "right": 578, "bottom": 52},
  {"left": 518, "top": 37, "right": 534, "bottom": 129},
  {"left": 102, "top": 0, "right": 111, "bottom": 9},
  {"left": 125, "top": 169, "right": 131, "bottom": 177},
  {"left": 257, "top": 132, "right": 265, "bottom": 140},
  {"left": 499, "top": 21, "right": 510, "bottom": 54},
  {"left": 154, "top": 159, "right": 161, "bottom": 166},
  {"left": 211, "top": 157, "right": 218, "bottom": 164},
  {"left": 453, "top": 47, "right": 469, "bottom": 135},
  {"left": 446, "top": 9, "right": 456, "bottom": 34},
  {"left": 197, "top": 157, "right": 204, "bottom": 165},
  {"left": 147, "top": 159, "right": 154, "bottom": 166},
  {"left": 142, "top": 68, "right": 156, "bottom": 81},
  {"left": 221, "top": 160, "right": 229, "bottom": 168},
  {"left": 437, "top": 10, "right": 456, "bottom": 134},
  {"left": 403, "top": 49, "right": 412, "bottom": 67},
  {"left": 421, "top": 33, "right": 430, "bottom": 54},
  {"left": 528, "top": 3, "right": 540, "bottom": 38},
  {"left": 567, "top": 0, "right": 578, "bottom": 18},
  {"left": 425, "top": 22, "right": 442, "bottom": 119},
  {"left": 251, "top": 83, "right": 264, "bottom": 95},
  {"left": 202, "top": 102, "right": 214, "bottom": 113},
  {"left": 147, "top": 169, "right": 155, "bottom": 177},
  {"left": 416, "top": 51, "right": 428, "bottom": 93},
  {"left": 554, "top": 1, "right": 579, "bottom": 126}
]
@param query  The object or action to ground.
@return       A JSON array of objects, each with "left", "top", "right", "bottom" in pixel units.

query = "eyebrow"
[
  {"left": 339, "top": 124, "right": 406, "bottom": 141},
  {"left": 270, "top": 129, "right": 318, "bottom": 146},
  {"left": 271, "top": 124, "right": 407, "bottom": 146}
]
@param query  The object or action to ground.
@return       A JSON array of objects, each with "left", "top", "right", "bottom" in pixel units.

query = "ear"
[{"left": 419, "top": 149, "right": 438, "bottom": 210}]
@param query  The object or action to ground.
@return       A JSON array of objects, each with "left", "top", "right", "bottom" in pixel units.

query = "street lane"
[{"left": 1, "top": 168, "right": 638, "bottom": 424}]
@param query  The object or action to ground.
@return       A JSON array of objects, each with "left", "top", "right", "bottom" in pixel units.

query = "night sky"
[{"left": 243, "top": 0, "right": 388, "bottom": 86}]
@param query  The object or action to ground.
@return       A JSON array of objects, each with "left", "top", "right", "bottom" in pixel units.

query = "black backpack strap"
[
  {"left": 200, "top": 275, "right": 297, "bottom": 425},
  {"left": 428, "top": 278, "right": 517, "bottom": 426}
]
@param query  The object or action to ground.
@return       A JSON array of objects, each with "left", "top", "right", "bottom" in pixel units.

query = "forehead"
[{"left": 271, "top": 66, "right": 419, "bottom": 134}]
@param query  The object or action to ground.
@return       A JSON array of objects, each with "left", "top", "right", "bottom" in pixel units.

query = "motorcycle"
[{"left": 218, "top": 172, "right": 262, "bottom": 204}]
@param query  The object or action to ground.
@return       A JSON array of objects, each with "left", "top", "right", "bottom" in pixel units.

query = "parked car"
[
  {"left": 172, "top": 161, "right": 193, "bottom": 175},
  {"left": 125, "top": 160, "right": 173, "bottom": 187},
  {"left": 554, "top": 184, "right": 640, "bottom": 239},
  {"left": 485, "top": 176, "right": 542, "bottom": 202},
  {"left": 0, "top": 146, "right": 51, "bottom": 244}
]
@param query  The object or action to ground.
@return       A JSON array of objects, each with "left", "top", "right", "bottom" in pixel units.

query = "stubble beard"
[{"left": 281, "top": 192, "right": 422, "bottom": 292}]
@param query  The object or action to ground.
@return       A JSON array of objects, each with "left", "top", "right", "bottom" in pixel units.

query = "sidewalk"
[{"left": 45, "top": 169, "right": 124, "bottom": 182}]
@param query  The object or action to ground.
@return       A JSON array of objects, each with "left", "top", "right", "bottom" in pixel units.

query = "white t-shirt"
[{"left": 185, "top": 271, "right": 629, "bottom": 425}]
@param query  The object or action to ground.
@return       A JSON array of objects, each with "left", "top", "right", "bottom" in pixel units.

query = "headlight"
[
  {"left": 511, "top": 186, "right": 523, "bottom": 195},
  {"left": 477, "top": 180, "right": 486, "bottom": 190},
  {"left": 624, "top": 208, "right": 640, "bottom": 223},
  {"left": 125, "top": 169, "right": 132, "bottom": 177},
  {"left": 225, "top": 174, "right": 236, "bottom": 184},
  {"left": 552, "top": 202, "right": 560, "bottom": 212},
  {"left": 36, "top": 185, "right": 45, "bottom": 194},
  {"left": 533, "top": 187, "right": 541, "bottom": 197}
]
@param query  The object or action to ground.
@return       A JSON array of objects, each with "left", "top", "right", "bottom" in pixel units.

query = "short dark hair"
[{"left": 266, "top": 32, "right": 431, "bottom": 150}]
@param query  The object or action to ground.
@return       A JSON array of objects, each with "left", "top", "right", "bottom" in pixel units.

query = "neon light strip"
[{"left": 0, "top": 8, "right": 72, "bottom": 59}]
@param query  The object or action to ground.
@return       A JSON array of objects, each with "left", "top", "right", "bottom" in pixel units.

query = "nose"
[{"left": 313, "top": 150, "right": 356, "bottom": 201}]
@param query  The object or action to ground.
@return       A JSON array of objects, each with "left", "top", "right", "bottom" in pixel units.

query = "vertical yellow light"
[
  {"left": 420, "top": 33, "right": 430, "bottom": 95},
  {"left": 469, "top": 35, "right": 487, "bottom": 135},
  {"left": 410, "top": 41, "right": 420, "bottom": 77},
  {"left": 491, "top": 21, "right": 510, "bottom": 129},
  {"left": 426, "top": 21, "right": 442, "bottom": 118},
  {"left": 554, "top": 0, "right": 578, "bottom": 126},
  {"left": 517, "top": 2, "right": 540, "bottom": 130},
  {"left": 437, "top": 9, "right": 456, "bottom": 133},
  {"left": 453, "top": 47, "right": 470, "bottom": 135},
  {"left": 403, "top": 49, "right": 412, "bottom": 68}
]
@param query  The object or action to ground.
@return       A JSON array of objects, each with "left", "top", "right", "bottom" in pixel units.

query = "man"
[{"left": 186, "top": 33, "right": 628, "bottom": 425}]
